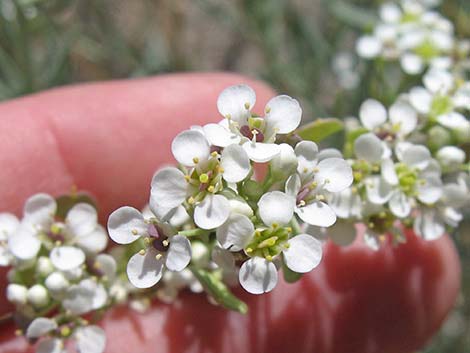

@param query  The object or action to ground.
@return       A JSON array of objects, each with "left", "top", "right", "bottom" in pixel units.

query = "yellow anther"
[
  {"left": 60, "top": 326, "right": 71, "bottom": 337},
  {"left": 131, "top": 229, "right": 138, "bottom": 235},
  {"left": 199, "top": 173, "right": 209, "bottom": 183},
  {"left": 162, "top": 240, "right": 169, "bottom": 247},
  {"left": 246, "top": 248, "right": 253, "bottom": 254},
  {"left": 211, "top": 151, "right": 218, "bottom": 157},
  {"left": 51, "top": 223, "right": 61, "bottom": 234},
  {"left": 94, "top": 261, "right": 101, "bottom": 269},
  {"left": 244, "top": 102, "right": 251, "bottom": 109},
  {"left": 139, "top": 249, "right": 146, "bottom": 256},
  {"left": 351, "top": 186, "right": 358, "bottom": 194},
  {"left": 309, "top": 182, "right": 317, "bottom": 190},
  {"left": 313, "top": 167, "right": 320, "bottom": 173},
  {"left": 81, "top": 319, "right": 89, "bottom": 325},
  {"left": 258, "top": 236, "right": 278, "bottom": 248},
  {"left": 372, "top": 165, "right": 380, "bottom": 172},
  {"left": 379, "top": 235, "right": 386, "bottom": 242},
  {"left": 299, "top": 200, "right": 306, "bottom": 206},
  {"left": 207, "top": 186, "right": 215, "bottom": 193},
  {"left": 368, "top": 222, "right": 375, "bottom": 228},
  {"left": 379, "top": 212, "right": 386, "bottom": 218},
  {"left": 316, "top": 195, "right": 325, "bottom": 201},
  {"left": 303, "top": 167, "right": 309, "bottom": 173},
  {"left": 193, "top": 157, "right": 200, "bottom": 164},
  {"left": 252, "top": 129, "right": 259, "bottom": 135},
  {"left": 286, "top": 227, "right": 292, "bottom": 233},
  {"left": 266, "top": 255, "right": 273, "bottom": 261},
  {"left": 188, "top": 197, "right": 195, "bottom": 205},
  {"left": 15, "top": 329, "right": 22, "bottom": 336},
  {"left": 184, "top": 175, "right": 191, "bottom": 182},
  {"left": 156, "top": 253, "right": 163, "bottom": 260},
  {"left": 218, "top": 166, "right": 225, "bottom": 173},
  {"left": 254, "top": 230, "right": 262, "bottom": 237},
  {"left": 55, "top": 240, "right": 62, "bottom": 247},
  {"left": 225, "top": 114, "right": 232, "bottom": 119},
  {"left": 144, "top": 237, "right": 151, "bottom": 245},
  {"left": 284, "top": 243, "right": 291, "bottom": 249},
  {"left": 272, "top": 223, "right": 279, "bottom": 229},
  {"left": 265, "top": 106, "right": 271, "bottom": 114}
]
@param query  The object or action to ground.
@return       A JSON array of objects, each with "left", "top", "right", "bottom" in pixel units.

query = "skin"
[{"left": 0, "top": 73, "right": 461, "bottom": 353}]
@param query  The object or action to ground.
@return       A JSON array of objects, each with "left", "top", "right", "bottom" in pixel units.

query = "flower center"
[
  {"left": 368, "top": 212, "right": 394, "bottom": 234},
  {"left": 414, "top": 39, "right": 440, "bottom": 60},
  {"left": 47, "top": 223, "right": 65, "bottom": 243},
  {"left": 430, "top": 94, "right": 453, "bottom": 118},
  {"left": 148, "top": 224, "right": 169, "bottom": 253},
  {"left": 245, "top": 225, "right": 292, "bottom": 261},
  {"left": 396, "top": 163, "right": 420, "bottom": 196},
  {"left": 185, "top": 153, "right": 224, "bottom": 204}
]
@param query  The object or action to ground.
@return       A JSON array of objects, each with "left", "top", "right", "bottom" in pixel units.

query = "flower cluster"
[
  {"left": 107, "top": 84, "right": 353, "bottom": 294},
  {"left": 356, "top": 0, "right": 461, "bottom": 74},
  {"left": 1, "top": 194, "right": 116, "bottom": 353}
]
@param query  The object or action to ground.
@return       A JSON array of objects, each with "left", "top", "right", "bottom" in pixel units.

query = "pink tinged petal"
[
  {"left": 401, "top": 145, "right": 431, "bottom": 170},
  {"left": 171, "top": 130, "right": 210, "bottom": 166},
  {"left": 37, "top": 338, "right": 64, "bottom": 353},
  {"left": 0, "top": 213, "right": 19, "bottom": 239},
  {"left": 76, "top": 326, "right": 106, "bottom": 353},
  {"left": 389, "top": 101, "right": 417, "bottom": 135},
  {"left": 258, "top": 191, "right": 295, "bottom": 226},
  {"left": 8, "top": 227, "right": 41, "bottom": 260},
  {"left": 354, "top": 133, "right": 384, "bottom": 163},
  {"left": 381, "top": 158, "right": 398, "bottom": 185},
  {"left": 50, "top": 246, "right": 85, "bottom": 271},
  {"left": 107, "top": 206, "right": 147, "bottom": 245},
  {"left": 417, "top": 175, "right": 443, "bottom": 204},
  {"left": 165, "top": 235, "right": 192, "bottom": 271},
  {"left": 194, "top": 194, "right": 230, "bottom": 230},
  {"left": 23, "top": 193, "right": 56, "bottom": 230},
  {"left": 151, "top": 167, "right": 187, "bottom": 209},
  {"left": 203, "top": 123, "right": 241, "bottom": 147},
  {"left": 127, "top": 248, "right": 164, "bottom": 288},
  {"left": 239, "top": 257, "right": 278, "bottom": 294},
  {"left": 66, "top": 203, "right": 97, "bottom": 237},
  {"left": 314, "top": 158, "right": 353, "bottom": 192},
  {"left": 216, "top": 213, "right": 254, "bottom": 251},
  {"left": 217, "top": 84, "right": 256, "bottom": 124},
  {"left": 414, "top": 209, "right": 445, "bottom": 240},
  {"left": 366, "top": 176, "right": 393, "bottom": 204},
  {"left": 389, "top": 191, "right": 412, "bottom": 218},
  {"left": 409, "top": 86, "right": 432, "bottom": 114},
  {"left": 26, "top": 318, "right": 58, "bottom": 339},
  {"left": 242, "top": 141, "right": 280, "bottom": 163},
  {"left": 76, "top": 225, "right": 108, "bottom": 254},
  {"left": 400, "top": 53, "right": 424, "bottom": 75},
  {"left": 221, "top": 144, "right": 250, "bottom": 183},
  {"left": 283, "top": 234, "right": 322, "bottom": 273},
  {"left": 264, "top": 95, "right": 302, "bottom": 134},
  {"left": 359, "top": 99, "right": 387, "bottom": 130},
  {"left": 295, "top": 201, "right": 336, "bottom": 227}
]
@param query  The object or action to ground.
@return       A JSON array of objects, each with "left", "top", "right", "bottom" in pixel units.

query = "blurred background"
[{"left": 0, "top": 0, "right": 468, "bottom": 351}]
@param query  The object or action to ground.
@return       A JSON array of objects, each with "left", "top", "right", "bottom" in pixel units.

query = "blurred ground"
[{"left": 0, "top": 0, "right": 469, "bottom": 351}]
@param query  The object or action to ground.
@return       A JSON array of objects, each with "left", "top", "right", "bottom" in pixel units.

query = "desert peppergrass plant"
[{"left": 0, "top": 0, "right": 469, "bottom": 352}]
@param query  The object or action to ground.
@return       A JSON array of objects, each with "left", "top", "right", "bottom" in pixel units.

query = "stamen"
[
  {"left": 131, "top": 229, "right": 138, "bottom": 235},
  {"left": 265, "top": 106, "right": 271, "bottom": 114},
  {"left": 188, "top": 197, "right": 195, "bottom": 205},
  {"left": 162, "top": 240, "right": 169, "bottom": 247},
  {"left": 244, "top": 102, "right": 251, "bottom": 109},
  {"left": 139, "top": 249, "right": 146, "bottom": 256},
  {"left": 193, "top": 157, "right": 200, "bottom": 164},
  {"left": 156, "top": 254, "right": 163, "bottom": 260}
]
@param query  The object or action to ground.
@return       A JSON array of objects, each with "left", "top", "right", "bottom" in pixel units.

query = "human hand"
[{"left": 0, "top": 73, "right": 461, "bottom": 353}]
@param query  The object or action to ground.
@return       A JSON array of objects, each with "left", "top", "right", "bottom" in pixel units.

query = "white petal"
[
  {"left": 389, "top": 101, "right": 417, "bottom": 135},
  {"left": 381, "top": 158, "right": 398, "bottom": 185},
  {"left": 359, "top": 99, "right": 387, "bottom": 130},
  {"left": 0, "top": 247, "right": 11, "bottom": 266},
  {"left": 221, "top": 144, "right": 250, "bottom": 183},
  {"left": 0, "top": 213, "right": 19, "bottom": 239},
  {"left": 389, "top": 191, "right": 412, "bottom": 218},
  {"left": 409, "top": 86, "right": 432, "bottom": 114},
  {"left": 354, "top": 133, "right": 384, "bottom": 163},
  {"left": 171, "top": 130, "right": 210, "bottom": 166},
  {"left": 295, "top": 140, "right": 318, "bottom": 173},
  {"left": 315, "top": 158, "right": 353, "bottom": 193},
  {"left": 203, "top": 123, "right": 241, "bottom": 147},
  {"left": 76, "top": 326, "right": 106, "bottom": 353},
  {"left": 437, "top": 112, "right": 470, "bottom": 130},
  {"left": 258, "top": 191, "right": 294, "bottom": 226},
  {"left": 364, "top": 230, "right": 380, "bottom": 251},
  {"left": 284, "top": 234, "right": 322, "bottom": 273},
  {"left": 216, "top": 213, "right": 254, "bottom": 251},
  {"left": 264, "top": 95, "right": 302, "bottom": 134},
  {"left": 66, "top": 203, "right": 97, "bottom": 237},
  {"left": 194, "top": 194, "right": 230, "bottom": 230},
  {"left": 366, "top": 176, "right": 393, "bottom": 204},
  {"left": 37, "top": 339, "right": 64, "bottom": 353},
  {"left": 63, "top": 284, "right": 94, "bottom": 315},
  {"left": 401, "top": 145, "right": 431, "bottom": 170},
  {"left": 271, "top": 143, "right": 298, "bottom": 177},
  {"left": 26, "top": 318, "right": 58, "bottom": 339},
  {"left": 76, "top": 225, "right": 108, "bottom": 254},
  {"left": 95, "top": 254, "right": 117, "bottom": 280},
  {"left": 285, "top": 174, "right": 301, "bottom": 198},
  {"left": 380, "top": 2, "right": 401, "bottom": 23},
  {"left": 424, "top": 69, "right": 453, "bottom": 93},
  {"left": 8, "top": 227, "right": 40, "bottom": 260},
  {"left": 414, "top": 209, "right": 445, "bottom": 240},
  {"left": 318, "top": 148, "right": 343, "bottom": 161},
  {"left": 212, "top": 246, "right": 235, "bottom": 270},
  {"left": 296, "top": 201, "right": 337, "bottom": 227},
  {"left": 166, "top": 235, "right": 192, "bottom": 271},
  {"left": 242, "top": 141, "right": 280, "bottom": 163},
  {"left": 217, "top": 84, "right": 256, "bottom": 124},
  {"left": 23, "top": 193, "right": 56, "bottom": 230},
  {"left": 400, "top": 53, "right": 424, "bottom": 75},
  {"left": 239, "top": 257, "right": 278, "bottom": 294},
  {"left": 107, "top": 206, "right": 146, "bottom": 244},
  {"left": 50, "top": 246, "right": 85, "bottom": 271},
  {"left": 417, "top": 175, "right": 443, "bottom": 204},
  {"left": 356, "top": 35, "right": 382, "bottom": 59},
  {"left": 327, "top": 220, "right": 357, "bottom": 246},
  {"left": 127, "top": 248, "right": 164, "bottom": 288},
  {"left": 329, "top": 188, "right": 362, "bottom": 219},
  {"left": 80, "top": 279, "right": 107, "bottom": 310},
  {"left": 151, "top": 167, "right": 187, "bottom": 209}
]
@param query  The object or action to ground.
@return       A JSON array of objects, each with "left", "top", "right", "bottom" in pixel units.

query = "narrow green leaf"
[
  {"left": 297, "top": 118, "right": 344, "bottom": 143},
  {"left": 191, "top": 268, "right": 248, "bottom": 314}
]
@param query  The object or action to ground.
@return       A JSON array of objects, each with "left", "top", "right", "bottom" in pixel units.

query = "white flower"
[
  {"left": 27, "top": 284, "right": 50, "bottom": 308},
  {"left": 0, "top": 213, "right": 19, "bottom": 266},
  {"left": 436, "top": 146, "right": 466, "bottom": 171},
  {"left": 204, "top": 84, "right": 302, "bottom": 162},
  {"left": 6, "top": 283, "right": 28, "bottom": 305},
  {"left": 354, "top": 132, "right": 390, "bottom": 163},
  {"left": 63, "top": 278, "right": 108, "bottom": 315},
  {"left": 108, "top": 206, "right": 192, "bottom": 288},
  {"left": 75, "top": 325, "right": 106, "bottom": 353},
  {"left": 26, "top": 317, "right": 58, "bottom": 339}
]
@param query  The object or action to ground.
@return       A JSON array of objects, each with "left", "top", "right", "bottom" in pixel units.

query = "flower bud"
[
  {"left": 36, "top": 256, "right": 54, "bottom": 277},
  {"left": 427, "top": 126, "right": 452, "bottom": 150},
  {"left": 27, "top": 284, "right": 49, "bottom": 308},
  {"left": 45, "top": 272, "right": 69, "bottom": 294},
  {"left": 6, "top": 284, "right": 28, "bottom": 305},
  {"left": 228, "top": 199, "right": 253, "bottom": 217},
  {"left": 437, "top": 146, "right": 466, "bottom": 171},
  {"left": 454, "top": 121, "right": 470, "bottom": 144},
  {"left": 110, "top": 282, "right": 128, "bottom": 304},
  {"left": 271, "top": 144, "right": 298, "bottom": 179},
  {"left": 190, "top": 241, "right": 209, "bottom": 267}
]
